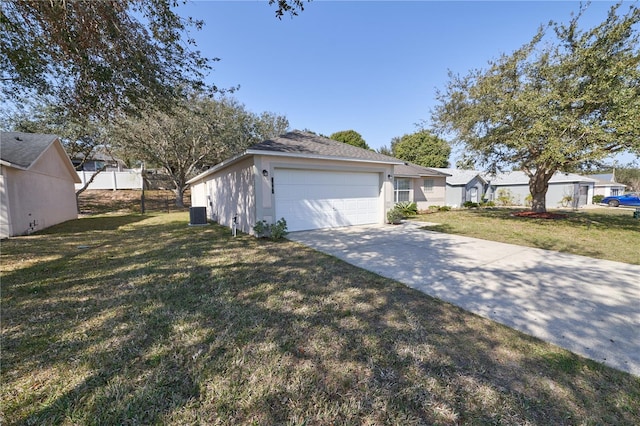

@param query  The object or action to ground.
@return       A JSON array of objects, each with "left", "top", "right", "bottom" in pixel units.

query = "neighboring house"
[
  {"left": 188, "top": 131, "right": 403, "bottom": 233},
  {"left": 393, "top": 163, "right": 448, "bottom": 209},
  {"left": 73, "top": 149, "right": 143, "bottom": 191},
  {"left": 433, "top": 168, "right": 488, "bottom": 208},
  {"left": 72, "top": 149, "right": 126, "bottom": 171},
  {"left": 1, "top": 132, "right": 81, "bottom": 238},
  {"left": 587, "top": 173, "right": 626, "bottom": 197},
  {"left": 484, "top": 171, "right": 596, "bottom": 208}
]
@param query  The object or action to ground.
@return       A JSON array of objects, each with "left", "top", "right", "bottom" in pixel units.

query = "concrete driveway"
[{"left": 287, "top": 221, "right": 640, "bottom": 376}]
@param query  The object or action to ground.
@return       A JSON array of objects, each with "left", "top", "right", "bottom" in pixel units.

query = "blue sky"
[{"left": 181, "top": 1, "right": 638, "bottom": 165}]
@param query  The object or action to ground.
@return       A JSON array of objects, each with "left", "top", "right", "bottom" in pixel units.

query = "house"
[
  {"left": 587, "top": 173, "right": 626, "bottom": 197},
  {"left": 393, "top": 163, "right": 448, "bottom": 209},
  {"left": 1, "top": 132, "right": 81, "bottom": 238},
  {"left": 483, "top": 170, "right": 597, "bottom": 208},
  {"left": 188, "top": 131, "right": 404, "bottom": 233},
  {"left": 433, "top": 168, "right": 488, "bottom": 208}
]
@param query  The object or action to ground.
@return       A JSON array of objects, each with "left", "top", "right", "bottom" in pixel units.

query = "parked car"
[{"left": 601, "top": 193, "right": 640, "bottom": 207}]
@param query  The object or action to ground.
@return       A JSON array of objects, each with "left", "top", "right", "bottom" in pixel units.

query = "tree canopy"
[
  {"left": 1, "top": 0, "right": 308, "bottom": 118},
  {"left": 432, "top": 2, "right": 640, "bottom": 212},
  {"left": 329, "top": 130, "right": 370, "bottom": 150},
  {"left": 110, "top": 96, "right": 289, "bottom": 206},
  {"left": 3, "top": 103, "right": 108, "bottom": 169},
  {"left": 390, "top": 130, "right": 451, "bottom": 168}
]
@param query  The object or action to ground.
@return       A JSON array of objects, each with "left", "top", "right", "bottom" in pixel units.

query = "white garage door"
[{"left": 275, "top": 169, "right": 381, "bottom": 232}]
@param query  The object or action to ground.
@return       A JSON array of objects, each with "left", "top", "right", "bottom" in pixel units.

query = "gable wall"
[
  {"left": 1, "top": 163, "right": 77, "bottom": 237},
  {"left": 190, "top": 157, "right": 256, "bottom": 234}
]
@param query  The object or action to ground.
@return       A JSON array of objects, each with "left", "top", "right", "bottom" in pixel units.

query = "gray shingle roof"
[
  {"left": 248, "top": 131, "right": 403, "bottom": 164},
  {"left": 394, "top": 162, "right": 450, "bottom": 178},
  {"left": 1, "top": 132, "right": 59, "bottom": 169},
  {"left": 433, "top": 168, "right": 485, "bottom": 185},
  {"left": 486, "top": 170, "right": 597, "bottom": 185}
]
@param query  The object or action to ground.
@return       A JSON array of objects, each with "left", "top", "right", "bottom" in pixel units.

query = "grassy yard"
[
  {"left": 414, "top": 207, "right": 640, "bottom": 265},
  {"left": 1, "top": 212, "right": 639, "bottom": 425}
]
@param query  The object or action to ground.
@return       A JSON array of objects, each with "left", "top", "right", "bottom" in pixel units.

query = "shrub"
[
  {"left": 438, "top": 205, "right": 451, "bottom": 212},
  {"left": 395, "top": 201, "right": 418, "bottom": 216},
  {"left": 270, "top": 218, "right": 288, "bottom": 240},
  {"left": 253, "top": 218, "right": 288, "bottom": 240},
  {"left": 496, "top": 189, "right": 516, "bottom": 206},
  {"left": 463, "top": 201, "right": 479, "bottom": 208},
  {"left": 524, "top": 194, "right": 533, "bottom": 208},
  {"left": 593, "top": 195, "right": 605, "bottom": 204},
  {"left": 387, "top": 208, "right": 404, "bottom": 224},
  {"left": 482, "top": 200, "right": 496, "bottom": 207}
]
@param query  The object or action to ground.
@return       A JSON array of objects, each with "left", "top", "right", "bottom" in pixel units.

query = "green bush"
[
  {"left": 463, "top": 201, "right": 479, "bottom": 208},
  {"left": 387, "top": 208, "right": 404, "bottom": 224},
  {"left": 482, "top": 201, "right": 496, "bottom": 207},
  {"left": 438, "top": 205, "right": 451, "bottom": 212},
  {"left": 270, "top": 218, "right": 288, "bottom": 240},
  {"left": 253, "top": 218, "right": 288, "bottom": 240},
  {"left": 496, "top": 189, "right": 516, "bottom": 206},
  {"left": 593, "top": 195, "right": 605, "bottom": 204},
  {"left": 395, "top": 201, "right": 418, "bottom": 216}
]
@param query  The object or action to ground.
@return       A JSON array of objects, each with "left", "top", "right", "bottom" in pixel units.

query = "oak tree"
[
  {"left": 433, "top": 3, "right": 640, "bottom": 212},
  {"left": 391, "top": 130, "right": 451, "bottom": 168},
  {"left": 111, "top": 96, "right": 289, "bottom": 206}
]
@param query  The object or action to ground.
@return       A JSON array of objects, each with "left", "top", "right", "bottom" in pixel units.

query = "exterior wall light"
[{"left": 262, "top": 169, "right": 269, "bottom": 177}]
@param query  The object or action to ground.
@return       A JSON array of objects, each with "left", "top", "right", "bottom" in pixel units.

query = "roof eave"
[
  {"left": 186, "top": 152, "right": 250, "bottom": 185},
  {"left": 246, "top": 149, "right": 404, "bottom": 165}
]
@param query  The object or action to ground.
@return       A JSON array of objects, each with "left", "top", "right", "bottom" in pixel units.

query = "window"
[
  {"left": 423, "top": 178, "right": 434, "bottom": 193},
  {"left": 394, "top": 178, "right": 410, "bottom": 202},
  {"left": 611, "top": 188, "right": 620, "bottom": 196}
]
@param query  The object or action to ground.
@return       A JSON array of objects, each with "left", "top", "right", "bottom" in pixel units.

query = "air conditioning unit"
[{"left": 189, "top": 207, "right": 208, "bottom": 226}]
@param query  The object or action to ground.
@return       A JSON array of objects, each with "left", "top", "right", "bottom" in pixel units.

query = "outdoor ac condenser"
[{"left": 189, "top": 207, "right": 207, "bottom": 225}]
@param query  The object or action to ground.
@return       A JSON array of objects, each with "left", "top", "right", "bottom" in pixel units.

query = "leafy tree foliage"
[
  {"left": 2, "top": 103, "right": 108, "bottom": 169},
  {"left": 433, "top": 3, "right": 640, "bottom": 212},
  {"left": 329, "top": 130, "right": 370, "bottom": 150},
  {"left": 390, "top": 130, "right": 451, "bottom": 168},
  {"left": 1, "top": 0, "right": 307, "bottom": 118},
  {"left": 377, "top": 145, "right": 393, "bottom": 156},
  {"left": 616, "top": 168, "right": 640, "bottom": 191},
  {"left": 111, "top": 96, "right": 289, "bottom": 206}
]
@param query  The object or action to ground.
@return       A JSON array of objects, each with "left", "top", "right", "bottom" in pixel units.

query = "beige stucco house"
[
  {"left": 188, "top": 131, "right": 406, "bottom": 233},
  {"left": 393, "top": 162, "right": 448, "bottom": 209},
  {"left": 1, "top": 132, "right": 81, "bottom": 238}
]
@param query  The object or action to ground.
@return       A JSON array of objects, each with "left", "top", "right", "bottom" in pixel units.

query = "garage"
[
  {"left": 187, "top": 131, "right": 401, "bottom": 236},
  {"left": 275, "top": 169, "right": 381, "bottom": 232}
]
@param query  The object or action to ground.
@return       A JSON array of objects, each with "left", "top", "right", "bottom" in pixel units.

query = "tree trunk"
[
  {"left": 174, "top": 186, "right": 185, "bottom": 208},
  {"left": 75, "top": 166, "right": 107, "bottom": 213},
  {"left": 528, "top": 169, "right": 555, "bottom": 213}
]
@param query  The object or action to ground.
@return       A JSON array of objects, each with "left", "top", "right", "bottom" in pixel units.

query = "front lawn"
[
  {"left": 414, "top": 207, "right": 640, "bottom": 264},
  {"left": 2, "top": 212, "right": 639, "bottom": 425}
]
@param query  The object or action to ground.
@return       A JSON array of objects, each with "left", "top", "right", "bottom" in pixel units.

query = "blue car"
[{"left": 602, "top": 192, "right": 640, "bottom": 207}]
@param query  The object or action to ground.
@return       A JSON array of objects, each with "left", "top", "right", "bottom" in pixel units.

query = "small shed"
[{"left": 1, "top": 132, "right": 81, "bottom": 238}]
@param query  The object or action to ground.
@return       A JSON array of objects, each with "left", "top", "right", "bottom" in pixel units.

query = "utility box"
[{"left": 189, "top": 207, "right": 208, "bottom": 226}]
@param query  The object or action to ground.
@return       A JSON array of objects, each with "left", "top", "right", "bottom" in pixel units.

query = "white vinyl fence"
[{"left": 76, "top": 170, "right": 143, "bottom": 191}]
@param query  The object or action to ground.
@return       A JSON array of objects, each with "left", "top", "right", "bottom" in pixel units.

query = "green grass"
[
  {"left": 2, "top": 212, "right": 639, "bottom": 425},
  {"left": 414, "top": 207, "right": 640, "bottom": 264}
]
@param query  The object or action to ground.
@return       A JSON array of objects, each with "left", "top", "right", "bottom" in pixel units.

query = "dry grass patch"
[{"left": 2, "top": 212, "right": 639, "bottom": 425}]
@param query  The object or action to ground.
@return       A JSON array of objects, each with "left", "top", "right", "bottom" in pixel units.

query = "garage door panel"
[{"left": 275, "top": 169, "right": 381, "bottom": 231}]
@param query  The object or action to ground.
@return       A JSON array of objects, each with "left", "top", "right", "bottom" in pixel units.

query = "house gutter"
[{"left": 187, "top": 149, "right": 404, "bottom": 185}]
